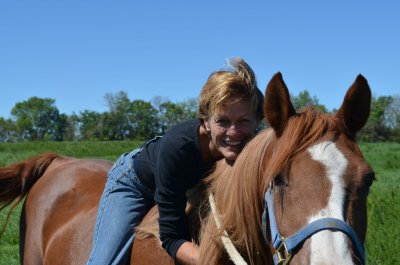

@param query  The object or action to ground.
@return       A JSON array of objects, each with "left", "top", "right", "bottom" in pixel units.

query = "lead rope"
[{"left": 208, "top": 193, "right": 248, "bottom": 265}]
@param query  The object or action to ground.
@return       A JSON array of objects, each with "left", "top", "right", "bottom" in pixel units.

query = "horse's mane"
[
  {"left": 199, "top": 128, "right": 274, "bottom": 264},
  {"left": 200, "top": 107, "right": 339, "bottom": 264}
]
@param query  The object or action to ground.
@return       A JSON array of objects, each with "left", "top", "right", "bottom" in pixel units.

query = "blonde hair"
[{"left": 198, "top": 58, "right": 264, "bottom": 124}]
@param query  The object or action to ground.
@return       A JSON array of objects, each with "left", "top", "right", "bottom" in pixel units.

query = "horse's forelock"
[{"left": 266, "top": 107, "right": 338, "bottom": 179}]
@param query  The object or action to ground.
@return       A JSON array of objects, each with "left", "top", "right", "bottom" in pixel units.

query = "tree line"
[{"left": 0, "top": 91, "right": 399, "bottom": 142}]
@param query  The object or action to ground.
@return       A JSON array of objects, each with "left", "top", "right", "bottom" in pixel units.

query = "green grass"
[
  {"left": 0, "top": 141, "right": 399, "bottom": 264},
  {"left": 361, "top": 142, "right": 400, "bottom": 265},
  {"left": 0, "top": 140, "right": 143, "bottom": 166},
  {"left": 0, "top": 204, "right": 20, "bottom": 265}
]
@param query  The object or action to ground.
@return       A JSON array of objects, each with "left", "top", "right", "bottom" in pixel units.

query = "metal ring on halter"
[{"left": 275, "top": 237, "right": 292, "bottom": 265}]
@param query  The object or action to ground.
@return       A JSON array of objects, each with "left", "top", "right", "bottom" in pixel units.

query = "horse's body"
[
  {"left": 0, "top": 154, "right": 175, "bottom": 265},
  {"left": 1, "top": 72, "right": 373, "bottom": 265}
]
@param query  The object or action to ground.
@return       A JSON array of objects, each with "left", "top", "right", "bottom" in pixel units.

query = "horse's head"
[{"left": 263, "top": 73, "right": 374, "bottom": 265}]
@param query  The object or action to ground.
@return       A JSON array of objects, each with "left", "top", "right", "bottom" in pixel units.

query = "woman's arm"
[{"left": 176, "top": 242, "right": 199, "bottom": 265}]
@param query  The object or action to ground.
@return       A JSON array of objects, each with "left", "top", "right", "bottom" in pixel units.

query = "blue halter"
[{"left": 262, "top": 188, "right": 366, "bottom": 265}]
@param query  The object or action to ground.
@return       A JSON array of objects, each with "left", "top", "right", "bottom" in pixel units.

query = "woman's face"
[{"left": 204, "top": 99, "right": 257, "bottom": 161}]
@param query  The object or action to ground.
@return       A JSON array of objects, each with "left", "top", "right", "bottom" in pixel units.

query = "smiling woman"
[{"left": 85, "top": 57, "right": 264, "bottom": 265}]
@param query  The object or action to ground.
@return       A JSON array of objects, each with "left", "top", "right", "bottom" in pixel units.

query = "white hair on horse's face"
[{"left": 307, "top": 141, "right": 354, "bottom": 265}]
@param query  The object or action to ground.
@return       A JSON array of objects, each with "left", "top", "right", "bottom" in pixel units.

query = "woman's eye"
[
  {"left": 239, "top": 119, "right": 251, "bottom": 125},
  {"left": 216, "top": 119, "right": 229, "bottom": 126}
]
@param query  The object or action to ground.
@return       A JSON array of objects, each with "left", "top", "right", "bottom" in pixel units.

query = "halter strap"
[{"left": 263, "top": 188, "right": 366, "bottom": 265}]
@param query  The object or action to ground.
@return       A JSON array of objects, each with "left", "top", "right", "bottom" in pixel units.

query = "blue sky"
[{"left": 1, "top": 1, "right": 399, "bottom": 119}]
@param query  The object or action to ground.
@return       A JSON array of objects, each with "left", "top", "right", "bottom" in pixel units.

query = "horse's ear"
[
  {"left": 264, "top": 72, "right": 296, "bottom": 137},
  {"left": 335, "top": 74, "right": 371, "bottom": 136}
]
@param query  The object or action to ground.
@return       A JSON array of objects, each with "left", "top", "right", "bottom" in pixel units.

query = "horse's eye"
[
  {"left": 364, "top": 172, "right": 376, "bottom": 189},
  {"left": 274, "top": 174, "right": 288, "bottom": 187}
]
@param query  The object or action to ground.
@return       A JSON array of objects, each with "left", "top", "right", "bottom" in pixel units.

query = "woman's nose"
[{"left": 226, "top": 124, "right": 239, "bottom": 136}]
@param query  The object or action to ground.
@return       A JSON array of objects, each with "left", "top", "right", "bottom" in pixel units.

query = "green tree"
[
  {"left": 104, "top": 91, "right": 131, "bottom": 114},
  {"left": 53, "top": 113, "right": 69, "bottom": 141},
  {"left": 0, "top": 117, "right": 18, "bottom": 142},
  {"left": 359, "top": 95, "right": 393, "bottom": 142},
  {"left": 291, "top": 90, "right": 327, "bottom": 113},
  {"left": 98, "top": 111, "right": 130, "bottom": 140},
  {"left": 179, "top": 97, "right": 198, "bottom": 120},
  {"left": 384, "top": 95, "right": 400, "bottom": 124},
  {"left": 158, "top": 99, "right": 198, "bottom": 133},
  {"left": 63, "top": 113, "right": 81, "bottom": 141},
  {"left": 11, "top": 97, "right": 61, "bottom": 141},
  {"left": 100, "top": 92, "right": 160, "bottom": 140},
  {"left": 159, "top": 101, "right": 185, "bottom": 132},
  {"left": 130, "top": 100, "right": 159, "bottom": 139},
  {"left": 79, "top": 110, "right": 102, "bottom": 140},
  {"left": 102, "top": 91, "right": 133, "bottom": 140},
  {"left": 384, "top": 95, "right": 400, "bottom": 142}
]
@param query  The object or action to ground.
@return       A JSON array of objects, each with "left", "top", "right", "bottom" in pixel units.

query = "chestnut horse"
[
  {"left": 196, "top": 73, "right": 374, "bottom": 264},
  {"left": 0, "top": 72, "right": 373, "bottom": 265},
  {"left": 0, "top": 154, "right": 184, "bottom": 265}
]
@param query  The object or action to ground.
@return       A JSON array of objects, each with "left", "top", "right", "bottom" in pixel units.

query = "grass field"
[
  {"left": 360, "top": 143, "right": 400, "bottom": 264},
  {"left": 0, "top": 141, "right": 399, "bottom": 264}
]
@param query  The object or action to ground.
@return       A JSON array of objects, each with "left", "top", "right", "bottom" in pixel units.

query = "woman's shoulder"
[
  {"left": 160, "top": 120, "right": 201, "bottom": 155},
  {"left": 163, "top": 120, "right": 199, "bottom": 140}
]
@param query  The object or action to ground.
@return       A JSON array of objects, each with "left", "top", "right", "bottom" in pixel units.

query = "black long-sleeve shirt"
[{"left": 133, "top": 120, "right": 214, "bottom": 258}]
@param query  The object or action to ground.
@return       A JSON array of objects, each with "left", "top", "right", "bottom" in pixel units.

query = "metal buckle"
[{"left": 276, "top": 237, "right": 292, "bottom": 265}]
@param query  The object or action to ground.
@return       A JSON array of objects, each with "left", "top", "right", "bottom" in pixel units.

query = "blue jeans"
[{"left": 86, "top": 149, "right": 155, "bottom": 265}]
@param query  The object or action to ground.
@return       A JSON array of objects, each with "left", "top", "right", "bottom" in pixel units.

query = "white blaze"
[{"left": 307, "top": 141, "right": 354, "bottom": 265}]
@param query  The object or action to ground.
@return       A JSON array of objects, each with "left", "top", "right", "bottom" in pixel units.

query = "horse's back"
[
  {"left": 131, "top": 237, "right": 174, "bottom": 265},
  {"left": 23, "top": 157, "right": 112, "bottom": 265}
]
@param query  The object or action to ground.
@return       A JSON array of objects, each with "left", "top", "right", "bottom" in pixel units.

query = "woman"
[{"left": 86, "top": 57, "right": 264, "bottom": 265}]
